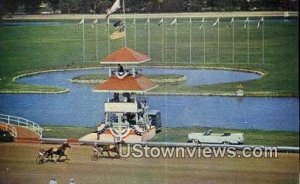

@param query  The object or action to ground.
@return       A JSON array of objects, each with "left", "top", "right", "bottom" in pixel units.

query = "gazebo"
[
  {"left": 94, "top": 47, "right": 158, "bottom": 93},
  {"left": 90, "top": 47, "right": 161, "bottom": 143}
]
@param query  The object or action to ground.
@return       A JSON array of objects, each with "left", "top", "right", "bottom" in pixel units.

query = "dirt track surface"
[{"left": 0, "top": 143, "right": 298, "bottom": 184}]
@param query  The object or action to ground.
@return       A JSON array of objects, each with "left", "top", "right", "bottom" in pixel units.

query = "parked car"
[
  {"left": 0, "top": 130, "right": 14, "bottom": 142},
  {"left": 188, "top": 130, "right": 244, "bottom": 144}
]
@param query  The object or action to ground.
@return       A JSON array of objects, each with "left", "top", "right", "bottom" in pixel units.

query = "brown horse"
[
  {"left": 100, "top": 141, "right": 125, "bottom": 158},
  {"left": 48, "top": 142, "right": 71, "bottom": 162}
]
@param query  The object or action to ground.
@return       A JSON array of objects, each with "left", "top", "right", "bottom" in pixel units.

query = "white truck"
[{"left": 188, "top": 130, "right": 244, "bottom": 144}]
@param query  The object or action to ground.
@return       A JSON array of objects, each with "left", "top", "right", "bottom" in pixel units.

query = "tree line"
[{"left": 0, "top": 0, "right": 298, "bottom": 18}]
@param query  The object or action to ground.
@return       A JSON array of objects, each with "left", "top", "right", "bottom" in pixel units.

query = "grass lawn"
[
  {"left": 151, "top": 127, "right": 299, "bottom": 147},
  {"left": 42, "top": 125, "right": 95, "bottom": 139},
  {"left": 42, "top": 125, "right": 299, "bottom": 147},
  {"left": 0, "top": 16, "right": 298, "bottom": 96}
]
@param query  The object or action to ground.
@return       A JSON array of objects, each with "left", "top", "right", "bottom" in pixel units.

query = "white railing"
[{"left": 0, "top": 114, "right": 43, "bottom": 138}]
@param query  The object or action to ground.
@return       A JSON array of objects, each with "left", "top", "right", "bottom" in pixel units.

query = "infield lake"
[{"left": 0, "top": 68, "right": 298, "bottom": 131}]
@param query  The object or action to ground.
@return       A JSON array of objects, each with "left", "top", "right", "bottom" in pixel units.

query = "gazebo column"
[
  {"left": 132, "top": 68, "right": 136, "bottom": 77},
  {"left": 116, "top": 113, "right": 123, "bottom": 142},
  {"left": 108, "top": 67, "right": 112, "bottom": 77}
]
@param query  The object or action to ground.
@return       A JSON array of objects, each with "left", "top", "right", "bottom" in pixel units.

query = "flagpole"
[
  {"left": 148, "top": 19, "right": 151, "bottom": 56},
  {"left": 122, "top": 0, "right": 127, "bottom": 47},
  {"left": 203, "top": 18, "right": 206, "bottom": 63},
  {"left": 217, "top": 18, "right": 220, "bottom": 64},
  {"left": 189, "top": 17, "right": 192, "bottom": 63},
  {"left": 161, "top": 19, "right": 164, "bottom": 63},
  {"left": 107, "top": 19, "right": 110, "bottom": 54},
  {"left": 95, "top": 19, "right": 98, "bottom": 62},
  {"left": 165, "top": 27, "right": 168, "bottom": 64},
  {"left": 134, "top": 19, "right": 136, "bottom": 49},
  {"left": 247, "top": 17, "right": 249, "bottom": 64},
  {"left": 232, "top": 18, "right": 235, "bottom": 64},
  {"left": 262, "top": 18, "right": 265, "bottom": 64},
  {"left": 120, "top": 0, "right": 126, "bottom": 143},
  {"left": 174, "top": 18, "right": 177, "bottom": 63},
  {"left": 83, "top": 19, "right": 85, "bottom": 63}
]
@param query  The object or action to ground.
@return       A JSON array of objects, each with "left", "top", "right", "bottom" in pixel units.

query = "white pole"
[
  {"left": 175, "top": 18, "right": 177, "bottom": 63},
  {"left": 262, "top": 18, "right": 265, "bottom": 64},
  {"left": 117, "top": 113, "right": 122, "bottom": 142},
  {"left": 217, "top": 18, "right": 220, "bottom": 64},
  {"left": 134, "top": 18, "right": 136, "bottom": 49},
  {"left": 232, "top": 18, "right": 235, "bottom": 64},
  {"left": 203, "top": 18, "right": 206, "bottom": 63},
  {"left": 122, "top": 0, "right": 127, "bottom": 47},
  {"left": 83, "top": 19, "right": 85, "bottom": 63},
  {"left": 165, "top": 26, "right": 168, "bottom": 64},
  {"left": 148, "top": 18, "right": 151, "bottom": 56},
  {"left": 95, "top": 19, "right": 98, "bottom": 62},
  {"left": 189, "top": 17, "right": 192, "bottom": 63},
  {"left": 107, "top": 19, "right": 110, "bottom": 54},
  {"left": 247, "top": 17, "right": 250, "bottom": 64},
  {"left": 161, "top": 19, "right": 164, "bottom": 63}
]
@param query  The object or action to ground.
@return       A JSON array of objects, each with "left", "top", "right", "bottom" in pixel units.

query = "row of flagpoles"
[{"left": 77, "top": 17, "right": 265, "bottom": 64}]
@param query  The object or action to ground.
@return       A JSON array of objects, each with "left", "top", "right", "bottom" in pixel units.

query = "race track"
[{"left": 0, "top": 143, "right": 298, "bottom": 184}]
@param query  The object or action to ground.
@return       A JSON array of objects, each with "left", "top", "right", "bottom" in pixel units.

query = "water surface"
[{"left": 0, "top": 68, "right": 298, "bottom": 132}]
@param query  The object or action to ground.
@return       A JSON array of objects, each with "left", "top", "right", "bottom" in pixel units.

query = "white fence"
[
  {"left": 0, "top": 114, "right": 43, "bottom": 138},
  {"left": 78, "top": 140, "right": 299, "bottom": 153}
]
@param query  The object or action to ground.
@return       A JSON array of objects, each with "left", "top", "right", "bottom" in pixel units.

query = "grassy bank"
[
  {"left": 151, "top": 127, "right": 299, "bottom": 147},
  {"left": 42, "top": 125, "right": 299, "bottom": 147},
  {"left": 42, "top": 125, "right": 95, "bottom": 139},
  {"left": 0, "top": 16, "right": 298, "bottom": 96}
]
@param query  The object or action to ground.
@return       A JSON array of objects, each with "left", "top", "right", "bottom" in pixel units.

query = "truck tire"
[{"left": 192, "top": 139, "right": 199, "bottom": 144}]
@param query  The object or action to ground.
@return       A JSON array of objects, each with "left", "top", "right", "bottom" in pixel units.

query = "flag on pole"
[
  {"left": 77, "top": 19, "right": 84, "bottom": 28},
  {"left": 78, "top": 19, "right": 84, "bottom": 25},
  {"left": 106, "top": 0, "right": 121, "bottom": 19},
  {"left": 227, "top": 17, "right": 234, "bottom": 28},
  {"left": 158, "top": 18, "right": 164, "bottom": 26},
  {"left": 213, "top": 18, "right": 219, "bottom": 27},
  {"left": 144, "top": 18, "right": 150, "bottom": 29},
  {"left": 91, "top": 19, "right": 98, "bottom": 29},
  {"left": 257, "top": 17, "right": 264, "bottom": 28},
  {"left": 110, "top": 31, "right": 125, "bottom": 40},
  {"left": 170, "top": 18, "right": 177, "bottom": 25},
  {"left": 113, "top": 20, "right": 124, "bottom": 31},
  {"left": 230, "top": 17, "right": 234, "bottom": 24},
  {"left": 243, "top": 17, "right": 249, "bottom": 28},
  {"left": 200, "top": 18, "right": 205, "bottom": 29},
  {"left": 188, "top": 17, "right": 192, "bottom": 25},
  {"left": 92, "top": 19, "right": 98, "bottom": 24}
]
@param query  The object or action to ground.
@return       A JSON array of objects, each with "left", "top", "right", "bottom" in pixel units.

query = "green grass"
[
  {"left": 41, "top": 125, "right": 299, "bottom": 146},
  {"left": 0, "top": 17, "right": 298, "bottom": 96},
  {"left": 151, "top": 127, "right": 299, "bottom": 146},
  {"left": 42, "top": 125, "right": 95, "bottom": 139}
]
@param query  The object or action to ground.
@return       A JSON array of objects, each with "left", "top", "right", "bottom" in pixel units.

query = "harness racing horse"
[
  {"left": 49, "top": 142, "right": 71, "bottom": 162},
  {"left": 100, "top": 141, "right": 126, "bottom": 158}
]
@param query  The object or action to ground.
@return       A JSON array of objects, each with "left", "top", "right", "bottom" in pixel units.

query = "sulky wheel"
[
  {"left": 90, "top": 153, "right": 99, "bottom": 161},
  {"left": 36, "top": 155, "right": 44, "bottom": 164}
]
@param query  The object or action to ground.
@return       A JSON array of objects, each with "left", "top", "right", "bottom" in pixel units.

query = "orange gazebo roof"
[
  {"left": 93, "top": 75, "right": 158, "bottom": 93},
  {"left": 101, "top": 47, "right": 150, "bottom": 64}
]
